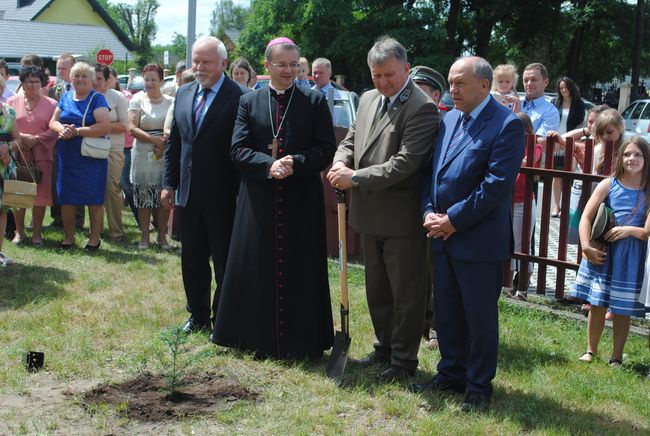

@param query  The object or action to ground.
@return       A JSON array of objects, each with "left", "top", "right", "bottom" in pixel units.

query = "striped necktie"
[
  {"left": 194, "top": 88, "right": 211, "bottom": 125},
  {"left": 445, "top": 113, "right": 471, "bottom": 161}
]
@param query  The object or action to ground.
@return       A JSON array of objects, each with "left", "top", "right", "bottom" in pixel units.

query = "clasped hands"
[
  {"left": 326, "top": 161, "right": 354, "bottom": 189},
  {"left": 59, "top": 124, "right": 78, "bottom": 140},
  {"left": 423, "top": 212, "right": 457, "bottom": 240},
  {"left": 269, "top": 155, "right": 294, "bottom": 180}
]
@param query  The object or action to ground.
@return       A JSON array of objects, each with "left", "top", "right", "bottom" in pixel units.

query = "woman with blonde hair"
[{"left": 49, "top": 61, "right": 111, "bottom": 250}]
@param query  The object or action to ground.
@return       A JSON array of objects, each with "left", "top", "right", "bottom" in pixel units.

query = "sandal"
[
  {"left": 514, "top": 291, "right": 528, "bottom": 301},
  {"left": 608, "top": 358, "right": 622, "bottom": 367},
  {"left": 579, "top": 351, "right": 594, "bottom": 362},
  {"left": 0, "top": 252, "right": 12, "bottom": 267}
]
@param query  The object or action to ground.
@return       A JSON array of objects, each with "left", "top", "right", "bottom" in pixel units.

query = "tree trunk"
[{"left": 446, "top": 0, "right": 461, "bottom": 57}]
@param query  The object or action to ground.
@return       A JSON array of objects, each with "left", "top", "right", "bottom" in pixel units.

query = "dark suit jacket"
[
  {"left": 334, "top": 79, "right": 439, "bottom": 236},
  {"left": 421, "top": 96, "right": 525, "bottom": 262},
  {"left": 163, "top": 77, "right": 245, "bottom": 207}
]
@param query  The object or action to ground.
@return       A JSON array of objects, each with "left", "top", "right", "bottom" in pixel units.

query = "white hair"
[
  {"left": 192, "top": 36, "right": 228, "bottom": 60},
  {"left": 70, "top": 62, "right": 95, "bottom": 81}
]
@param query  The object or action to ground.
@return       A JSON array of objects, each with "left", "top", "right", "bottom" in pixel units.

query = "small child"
[
  {"left": 504, "top": 113, "right": 543, "bottom": 300},
  {"left": 572, "top": 136, "right": 650, "bottom": 366},
  {"left": 491, "top": 64, "right": 521, "bottom": 113}
]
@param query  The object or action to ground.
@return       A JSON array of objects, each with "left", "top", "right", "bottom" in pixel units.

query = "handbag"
[
  {"left": 79, "top": 92, "right": 111, "bottom": 159},
  {"left": 2, "top": 179, "right": 36, "bottom": 209},
  {"left": 12, "top": 140, "right": 42, "bottom": 183},
  {"left": 590, "top": 202, "right": 616, "bottom": 243},
  {"left": 16, "top": 163, "right": 42, "bottom": 183}
]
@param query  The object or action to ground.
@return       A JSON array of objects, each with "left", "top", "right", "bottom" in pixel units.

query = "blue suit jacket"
[
  {"left": 163, "top": 77, "right": 247, "bottom": 207},
  {"left": 421, "top": 96, "right": 525, "bottom": 262}
]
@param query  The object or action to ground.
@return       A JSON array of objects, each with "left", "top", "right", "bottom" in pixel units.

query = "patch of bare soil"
[{"left": 82, "top": 372, "right": 258, "bottom": 421}]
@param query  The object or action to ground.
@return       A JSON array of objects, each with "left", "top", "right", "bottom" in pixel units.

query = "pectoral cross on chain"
[{"left": 268, "top": 138, "right": 278, "bottom": 159}]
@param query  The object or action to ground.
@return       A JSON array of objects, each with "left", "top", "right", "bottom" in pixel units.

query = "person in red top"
[{"left": 504, "top": 112, "right": 542, "bottom": 300}]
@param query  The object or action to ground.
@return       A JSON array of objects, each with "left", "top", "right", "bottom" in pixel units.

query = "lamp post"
[{"left": 186, "top": 0, "right": 196, "bottom": 68}]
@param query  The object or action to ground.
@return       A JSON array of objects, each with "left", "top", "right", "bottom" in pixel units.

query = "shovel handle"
[{"left": 336, "top": 189, "right": 349, "bottom": 327}]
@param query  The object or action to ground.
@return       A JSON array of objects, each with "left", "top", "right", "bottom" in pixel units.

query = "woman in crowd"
[
  {"left": 0, "top": 74, "right": 22, "bottom": 265},
  {"left": 49, "top": 62, "right": 111, "bottom": 250},
  {"left": 551, "top": 77, "right": 585, "bottom": 217},
  {"left": 94, "top": 64, "right": 128, "bottom": 241},
  {"left": 109, "top": 67, "right": 138, "bottom": 225},
  {"left": 128, "top": 64, "right": 173, "bottom": 250},
  {"left": 572, "top": 137, "right": 649, "bottom": 366},
  {"left": 230, "top": 58, "right": 253, "bottom": 88},
  {"left": 7, "top": 66, "right": 57, "bottom": 246}
]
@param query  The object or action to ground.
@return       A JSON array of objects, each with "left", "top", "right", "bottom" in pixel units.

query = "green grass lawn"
[{"left": 0, "top": 213, "right": 648, "bottom": 434}]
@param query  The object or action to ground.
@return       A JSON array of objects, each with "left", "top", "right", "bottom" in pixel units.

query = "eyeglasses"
[
  {"left": 270, "top": 62, "right": 300, "bottom": 70},
  {"left": 25, "top": 80, "right": 41, "bottom": 86}
]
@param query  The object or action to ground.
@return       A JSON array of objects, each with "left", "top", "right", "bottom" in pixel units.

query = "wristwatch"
[{"left": 351, "top": 171, "right": 359, "bottom": 187}]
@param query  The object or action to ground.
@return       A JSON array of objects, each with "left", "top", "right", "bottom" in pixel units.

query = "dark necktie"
[
  {"left": 65, "top": 83, "right": 71, "bottom": 92},
  {"left": 445, "top": 113, "right": 471, "bottom": 161},
  {"left": 194, "top": 88, "right": 211, "bottom": 125},
  {"left": 371, "top": 97, "right": 389, "bottom": 132}
]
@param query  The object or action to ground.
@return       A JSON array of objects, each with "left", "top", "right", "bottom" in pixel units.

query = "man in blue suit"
[
  {"left": 162, "top": 36, "right": 247, "bottom": 333},
  {"left": 413, "top": 56, "right": 524, "bottom": 412}
]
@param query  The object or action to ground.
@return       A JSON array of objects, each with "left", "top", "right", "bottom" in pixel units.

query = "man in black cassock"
[{"left": 211, "top": 37, "right": 336, "bottom": 359}]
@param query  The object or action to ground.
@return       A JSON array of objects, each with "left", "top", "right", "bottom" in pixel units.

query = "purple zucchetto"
[{"left": 267, "top": 37, "right": 295, "bottom": 48}]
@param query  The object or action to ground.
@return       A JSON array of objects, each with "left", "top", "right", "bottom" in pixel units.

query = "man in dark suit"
[
  {"left": 162, "top": 36, "right": 245, "bottom": 333},
  {"left": 414, "top": 56, "right": 524, "bottom": 412},
  {"left": 328, "top": 37, "right": 439, "bottom": 382}
]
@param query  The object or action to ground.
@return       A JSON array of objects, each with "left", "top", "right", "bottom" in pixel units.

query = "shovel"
[{"left": 326, "top": 189, "right": 351, "bottom": 386}]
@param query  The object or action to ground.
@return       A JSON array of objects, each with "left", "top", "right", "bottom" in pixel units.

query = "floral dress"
[{"left": 0, "top": 103, "right": 17, "bottom": 210}]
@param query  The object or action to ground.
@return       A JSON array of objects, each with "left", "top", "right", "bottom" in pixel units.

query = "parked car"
[
  {"left": 621, "top": 98, "right": 650, "bottom": 142},
  {"left": 126, "top": 76, "right": 145, "bottom": 93},
  {"left": 331, "top": 90, "right": 359, "bottom": 129},
  {"left": 438, "top": 91, "right": 453, "bottom": 114},
  {"left": 118, "top": 74, "right": 129, "bottom": 89},
  {"left": 6, "top": 75, "right": 56, "bottom": 93}
]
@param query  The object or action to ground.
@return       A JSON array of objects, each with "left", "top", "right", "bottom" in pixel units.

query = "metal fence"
[{"left": 510, "top": 134, "right": 616, "bottom": 299}]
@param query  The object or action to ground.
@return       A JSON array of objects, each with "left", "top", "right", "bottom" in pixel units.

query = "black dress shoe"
[
  {"left": 353, "top": 350, "right": 391, "bottom": 367},
  {"left": 461, "top": 391, "right": 490, "bottom": 413},
  {"left": 409, "top": 376, "right": 466, "bottom": 394},
  {"left": 378, "top": 366, "right": 414, "bottom": 382},
  {"left": 181, "top": 317, "right": 211, "bottom": 333}
]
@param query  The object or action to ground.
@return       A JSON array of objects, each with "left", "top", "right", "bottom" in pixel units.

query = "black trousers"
[{"left": 180, "top": 201, "right": 234, "bottom": 324}]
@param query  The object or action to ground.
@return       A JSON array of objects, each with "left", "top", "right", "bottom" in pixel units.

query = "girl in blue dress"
[{"left": 572, "top": 136, "right": 650, "bottom": 366}]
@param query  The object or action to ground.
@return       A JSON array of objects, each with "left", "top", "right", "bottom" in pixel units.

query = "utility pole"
[
  {"left": 186, "top": 0, "right": 196, "bottom": 68},
  {"left": 631, "top": 0, "right": 644, "bottom": 99}
]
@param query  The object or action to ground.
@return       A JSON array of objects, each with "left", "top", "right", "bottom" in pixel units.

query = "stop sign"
[{"left": 96, "top": 49, "right": 114, "bottom": 65}]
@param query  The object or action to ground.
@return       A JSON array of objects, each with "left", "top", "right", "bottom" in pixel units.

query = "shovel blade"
[{"left": 326, "top": 330, "right": 351, "bottom": 386}]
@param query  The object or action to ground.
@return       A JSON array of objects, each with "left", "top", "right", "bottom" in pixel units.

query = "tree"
[
  {"left": 113, "top": 0, "right": 160, "bottom": 67},
  {"left": 209, "top": 0, "right": 249, "bottom": 38},
  {"left": 170, "top": 32, "right": 187, "bottom": 60}
]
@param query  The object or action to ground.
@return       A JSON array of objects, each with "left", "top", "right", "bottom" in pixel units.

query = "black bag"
[{"left": 15, "top": 162, "right": 42, "bottom": 183}]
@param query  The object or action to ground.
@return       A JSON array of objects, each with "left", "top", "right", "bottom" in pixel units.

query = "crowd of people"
[{"left": 0, "top": 35, "right": 649, "bottom": 414}]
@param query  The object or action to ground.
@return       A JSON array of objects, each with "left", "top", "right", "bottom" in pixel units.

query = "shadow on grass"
[
  {"left": 489, "top": 386, "right": 643, "bottom": 433},
  {"left": 498, "top": 341, "right": 569, "bottom": 372},
  {"left": 0, "top": 263, "right": 72, "bottom": 309},
  {"left": 24, "top": 241, "right": 165, "bottom": 265},
  {"left": 75, "top": 244, "right": 164, "bottom": 265}
]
